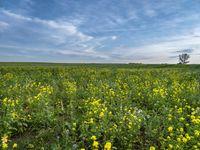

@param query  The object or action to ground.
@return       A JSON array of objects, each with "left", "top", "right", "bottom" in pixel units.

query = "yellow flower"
[
  {"left": 80, "top": 148, "right": 85, "bottom": 150},
  {"left": 104, "top": 141, "right": 112, "bottom": 150},
  {"left": 89, "top": 118, "right": 94, "bottom": 124},
  {"left": 149, "top": 146, "right": 155, "bottom": 150},
  {"left": 179, "top": 117, "right": 185, "bottom": 121},
  {"left": 168, "top": 144, "right": 173, "bottom": 149},
  {"left": 27, "top": 144, "right": 34, "bottom": 149},
  {"left": 182, "top": 137, "right": 188, "bottom": 143},
  {"left": 194, "top": 130, "right": 199, "bottom": 137},
  {"left": 99, "top": 112, "right": 104, "bottom": 118},
  {"left": 92, "top": 141, "right": 99, "bottom": 148},
  {"left": 177, "top": 137, "right": 181, "bottom": 142},
  {"left": 177, "top": 108, "right": 182, "bottom": 113},
  {"left": 72, "top": 127, "right": 76, "bottom": 131},
  {"left": 168, "top": 126, "right": 173, "bottom": 132},
  {"left": 1, "top": 135, "right": 8, "bottom": 143},
  {"left": 108, "top": 111, "right": 112, "bottom": 115},
  {"left": 179, "top": 127, "right": 184, "bottom": 132},
  {"left": 11, "top": 112, "right": 18, "bottom": 119},
  {"left": 168, "top": 114, "right": 172, "bottom": 117},
  {"left": 2, "top": 143, "right": 8, "bottom": 149},
  {"left": 185, "top": 134, "right": 191, "bottom": 140},
  {"left": 193, "top": 145, "right": 198, "bottom": 149},
  {"left": 11, "top": 101, "right": 15, "bottom": 107},
  {"left": 91, "top": 135, "right": 97, "bottom": 141},
  {"left": 13, "top": 143, "right": 17, "bottom": 148}
]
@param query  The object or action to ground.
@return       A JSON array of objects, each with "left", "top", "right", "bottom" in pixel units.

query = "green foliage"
[{"left": 0, "top": 64, "right": 200, "bottom": 149}]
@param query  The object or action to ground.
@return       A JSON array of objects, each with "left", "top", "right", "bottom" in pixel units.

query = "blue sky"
[{"left": 0, "top": 0, "right": 200, "bottom": 63}]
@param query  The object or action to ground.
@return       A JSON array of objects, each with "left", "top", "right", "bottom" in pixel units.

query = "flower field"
[{"left": 0, "top": 64, "right": 200, "bottom": 150}]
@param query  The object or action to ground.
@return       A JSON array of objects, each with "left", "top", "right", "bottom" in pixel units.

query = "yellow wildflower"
[
  {"left": 179, "top": 128, "right": 184, "bottom": 132},
  {"left": 168, "top": 126, "right": 173, "bottom": 132},
  {"left": 2, "top": 143, "right": 8, "bottom": 149},
  {"left": 72, "top": 127, "right": 76, "bottom": 131},
  {"left": 182, "top": 137, "right": 188, "bottom": 143},
  {"left": 89, "top": 118, "right": 94, "bottom": 124},
  {"left": 194, "top": 130, "right": 199, "bottom": 136},
  {"left": 11, "top": 112, "right": 18, "bottom": 119},
  {"left": 167, "top": 136, "right": 171, "bottom": 140},
  {"left": 149, "top": 146, "right": 156, "bottom": 150},
  {"left": 1, "top": 135, "right": 8, "bottom": 143},
  {"left": 99, "top": 112, "right": 104, "bottom": 118},
  {"left": 177, "top": 108, "right": 182, "bottom": 113},
  {"left": 92, "top": 141, "right": 99, "bottom": 148},
  {"left": 12, "top": 143, "right": 17, "bottom": 148},
  {"left": 179, "top": 117, "right": 185, "bottom": 121},
  {"left": 191, "top": 115, "right": 195, "bottom": 119},
  {"left": 177, "top": 137, "right": 181, "bottom": 142},
  {"left": 168, "top": 144, "right": 173, "bottom": 149},
  {"left": 91, "top": 135, "right": 97, "bottom": 141},
  {"left": 104, "top": 141, "right": 112, "bottom": 150},
  {"left": 108, "top": 111, "right": 112, "bottom": 115},
  {"left": 185, "top": 134, "right": 191, "bottom": 140},
  {"left": 193, "top": 145, "right": 198, "bottom": 149},
  {"left": 27, "top": 144, "right": 34, "bottom": 149}
]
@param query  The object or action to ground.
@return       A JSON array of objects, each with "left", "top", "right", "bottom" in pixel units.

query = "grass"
[{"left": 0, "top": 63, "right": 200, "bottom": 150}]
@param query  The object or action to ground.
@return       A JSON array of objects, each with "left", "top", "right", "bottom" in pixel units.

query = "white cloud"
[
  {"left": 0, "top": 21, "right": 9, "bottom": 31},
  {"left": 58, "top": 48, "right": 110, "bottom": 59},
  {"left": 1, "top": 9, "right": 93, "bottom": 42},
  {"left": 111, "top": 36, "right": 117, "bottom": 40},
  {"left": 108, "top": 32, "right": 200, "bottom": 63},
  {"left": 1, "top": 9, "right": 122, "bottom": 61},
  {"left": 2, "top": 9, "right": 32, "bottom": 21},
  {"left": 0, "top": 9, "right": 103, "bottom": 58}
]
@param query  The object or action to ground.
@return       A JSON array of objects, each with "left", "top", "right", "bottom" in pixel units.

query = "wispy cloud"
[
  {"left": 0, "top": 21, "right": 9, "bottom": 31},
  {"left": 176, "top": 49, "right": 194, "bottom": 53},
  {"left": 107, "top": 30, "right": 200, "bottom": 63},
  {"left": 1, "top": 9, "right": 93, "bottom": 42},
  {"left": 111, "top": 36, "right": 117, "bottom": 40},
  {"left": 0, "top": 9, "right": 118, "bottom": 61}
]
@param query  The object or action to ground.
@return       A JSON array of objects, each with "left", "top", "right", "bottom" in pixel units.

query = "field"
[{"left": 0, "top": 63, "right": 200, "bottom": 150}]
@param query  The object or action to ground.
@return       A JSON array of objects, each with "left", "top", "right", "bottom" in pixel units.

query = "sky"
[{"left": 0, "top": 0, "right": 200, "bottom": 63}]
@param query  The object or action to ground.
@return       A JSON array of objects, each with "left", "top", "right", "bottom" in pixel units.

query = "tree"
[{"left": 178, "top": 53, "right": 190, "bottom": 64}]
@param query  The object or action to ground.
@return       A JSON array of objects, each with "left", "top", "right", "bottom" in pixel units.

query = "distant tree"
[{"left": 178, "top": 53, "right": 190, "bottom": 64}]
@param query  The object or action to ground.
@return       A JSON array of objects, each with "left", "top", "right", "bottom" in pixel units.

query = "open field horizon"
[{"left": 0, "top": 63, "right": 200, "bottom": 149}]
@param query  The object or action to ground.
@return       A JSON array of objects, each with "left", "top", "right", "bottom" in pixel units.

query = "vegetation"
[{"left": 0, "top": 63, "right": 200, "bottom": 150}]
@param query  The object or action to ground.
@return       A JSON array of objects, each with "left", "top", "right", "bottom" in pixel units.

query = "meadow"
[{"left": 0, "top": 63, "right": 200, "bottom": 150}]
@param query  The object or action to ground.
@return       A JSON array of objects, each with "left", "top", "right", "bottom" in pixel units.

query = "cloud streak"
[
  {"left": 0, "top": 9, "right": 107, "bottom": 59},
  {"left": 0, "top": 21, "right": 9, "bottom": 31}
]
